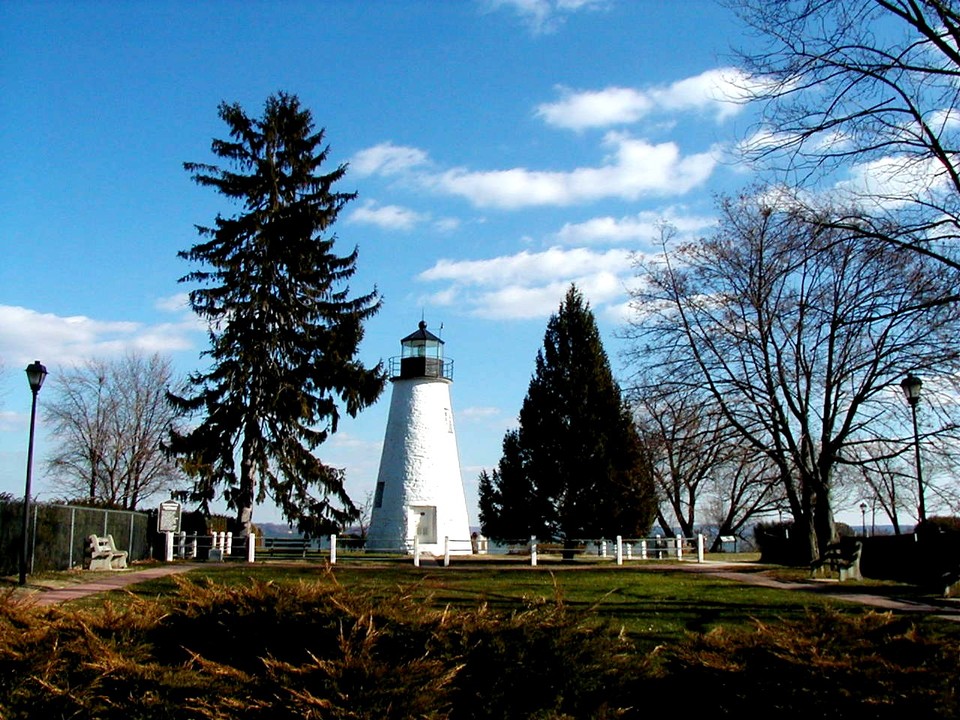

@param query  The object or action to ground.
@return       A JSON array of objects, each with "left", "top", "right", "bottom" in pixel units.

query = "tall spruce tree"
[
  {"left": 479, "top": 285, "right": 656, "bottom": 542},
  {"left": 167, "top": 93, "right": 386, "bottom": 537}
]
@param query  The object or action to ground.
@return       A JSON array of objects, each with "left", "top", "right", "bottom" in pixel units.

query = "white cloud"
[
  {"left": 555, "top": 208, "right": 715, "bottom": 245},
  {"left": 433, "top": 217, "right": 462, "bottom": 232},
  {"left": 536, "top": 68, "right": 754, "bottom": 131},
  {"left": 0, "top": 305, "right": 201, "bottom": 370},
  {"left": 421, "top": 246, "right": 632, "bottom": 286},
  {"left": 738, "top": 125, "right": 853, "bottom": 163},
  {"left": 0, "top": 410, "right": 21, "bottom": 432},
  {"left": 350, "top": 142, "right": 430, "bottom": 177},
  {"left": 352, "top": 128, "right": 720, "bottom": 210},
  {"left": 487, "top": 0, "right": 608, "bottom": 34},
  {"left": 835, "top": 153, "right": 954, "bottom": 209},
  {"left": 154, "top": 293, "right": 191, "bottom": 313},
  {"left": 418, "top": 247, "right": 633, "bottom": 319},
  {"left": 460, "top": 406, "right": 502, "bottom": 419},
  {"left": 348, "top": 200, "right": 427, "bottom": 231},
  {"left": 432, "top": 133, "right": 717, "bottom": 208}
]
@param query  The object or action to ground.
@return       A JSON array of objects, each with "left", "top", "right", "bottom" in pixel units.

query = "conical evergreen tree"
[
  {"left": 479, "top": 285, "right": 655, "bottom": 542},
  {"left": 478, "top": 430, "right": 537, "bottom": 542},
  {"left": 167, "top": 93, "right": 386, "bottom": 537}
]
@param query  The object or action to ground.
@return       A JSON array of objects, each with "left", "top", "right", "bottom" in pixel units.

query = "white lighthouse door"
[{"left": 411, "top": 506, "right": 437, "bottom": 544}]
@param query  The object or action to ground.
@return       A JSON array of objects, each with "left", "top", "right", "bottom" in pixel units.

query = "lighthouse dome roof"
[{"left": 401, "top": 321, "right": 444, "bottom": 345}]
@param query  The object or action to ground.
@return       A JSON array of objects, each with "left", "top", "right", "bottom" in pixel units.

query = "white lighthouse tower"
[
  {"left": 366, "top": 321, "right": 471, "bottom": 555},
  {"left": 367, "top": 321, "right": 470, "bottom": 554}
]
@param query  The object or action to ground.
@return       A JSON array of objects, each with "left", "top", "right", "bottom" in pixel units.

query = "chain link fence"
[{"left": 0, "top": 501, "right": 150, "bottom": 575}]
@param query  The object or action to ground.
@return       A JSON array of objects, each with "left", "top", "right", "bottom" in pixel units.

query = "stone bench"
[{"left": 84, "top": 533, "right": 128, "bottom": 570}]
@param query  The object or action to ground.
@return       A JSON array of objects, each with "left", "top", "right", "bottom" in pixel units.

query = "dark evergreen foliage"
[
  {"left": 477, "top": 430, "right": 537, "bottom": 541},
  {"left": 166, "top": 93, "right": 385, "bottom": 537},
  {"left": 479, "top": 285, "right": 656, "bottom": 542}
]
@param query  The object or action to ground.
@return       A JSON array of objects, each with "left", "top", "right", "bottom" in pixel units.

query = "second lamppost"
[{"left": 900, "top": 373, "right": 926, "bottom": 523}]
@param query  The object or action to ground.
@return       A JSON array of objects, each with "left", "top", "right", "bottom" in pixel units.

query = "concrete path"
[
  {"left": 688, "top": 560, "right": 960, "bottom": 621},
  {"left": 17, "top": 564, "right": 202, "bottom": 607}
]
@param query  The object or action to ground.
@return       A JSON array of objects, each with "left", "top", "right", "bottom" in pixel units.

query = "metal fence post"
[
  {"left": 616, "top": 535, "right": 623, "bottom": 565},
  {"left": 530, "top": 536, "right": 538, "bottom": 567},
  {"left": 443, "top": 536, "right": 450, "bottom": 567},
  {"left": 330, "top": 533, "right": 337, "bottom": 565},
  {"left": 30, "top": 503, "right": 39, "bottom": 574},
  {"left": 68, "top": 507, "right": 76, "bottom": 570}
]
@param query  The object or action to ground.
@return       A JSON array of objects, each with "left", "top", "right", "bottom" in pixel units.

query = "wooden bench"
[
  {"left": 84, "top": 534, "right": 128, "bottom": 570},
  {"left": 811, "top": 540, "right": 862, "bottom": 581}
]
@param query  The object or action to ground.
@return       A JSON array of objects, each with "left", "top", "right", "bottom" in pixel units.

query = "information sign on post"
[{"left": 158, "top": 500, "right": 182, "bottom": 534}]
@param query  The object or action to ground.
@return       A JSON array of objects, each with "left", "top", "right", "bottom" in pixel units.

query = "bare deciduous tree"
[
  {"left": 633, "top": 385, "right": 784, "bottom": 546},
  {"left": 625, "top": 195, "right": 960, "bottom": 560},
  {"left": 730, "top": 0, "right": 960, "bottom": 278},
  {"left": 45, "top": 352, "right": 187, "bottom": 509}
]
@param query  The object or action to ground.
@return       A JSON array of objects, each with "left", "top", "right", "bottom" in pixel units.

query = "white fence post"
[
  {"left": 443, "top": 536, "right": 450, "bottom": 567},
  {"left": 247, "top": 533, "right": 256, "bottom": 563},
  {"left": 626, "top": 542, "right": 633, "bottom": 561},
  {"left": 676, "top": 534, "right": 683, "bottom": 560},
  {"left": 530, "top": 536, "right": 538, "bottom": 567},
  {"left": 190, "top": 533, "right": 198, "bottom": 558},
  {"left": 640, "top": 539, "right": 648, "bottom": 559},
  {"left": 330, "top": 533, "right": 337, "bottom": 565},
  {"left": 616, "top": 535, "right": 623, "bottom": 565},
  {"left": 413, "top": 535, "right": 420, "bottom": 567},
  {"left": 697, "top": 533, "right": 705, "bottom": 563},
  {"left": 225, "top": 531, "right": 233, "bottom": 556},
  {"left": 164, "top": 531, "right": 174, "bottom": 562},
  {"left": 601, "top": 540, "right": 607, "bottom": 558}
]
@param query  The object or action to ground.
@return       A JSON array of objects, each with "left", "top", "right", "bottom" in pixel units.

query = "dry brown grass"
[{"left": 0, "top": 571, "right": 955, "bottom": 719}]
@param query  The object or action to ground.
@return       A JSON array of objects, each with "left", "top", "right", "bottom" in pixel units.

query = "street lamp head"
[
  {"left": 900, "top": 372, "right": 922, "bottom": 406},
  {"left": 25, "top": 361, "right": 47, "bottom": 394},
  {"left": 860, "top": 501, "right": 867, "bottom": 512}
]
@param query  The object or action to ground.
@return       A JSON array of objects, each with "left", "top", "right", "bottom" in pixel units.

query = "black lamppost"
[
  {"left": 859, "top": 502, "right": 867, "bottom": 537},
  {"left": 900, "top": 372, "right": 926, "bottom": 522},
  {"left": 19, "top": 360, "right": 47, "bottom": 586}
]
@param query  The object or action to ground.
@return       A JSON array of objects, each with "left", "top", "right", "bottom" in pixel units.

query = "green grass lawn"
[{"left": 104, "top": 557, "right": 960, "bottom": 647}]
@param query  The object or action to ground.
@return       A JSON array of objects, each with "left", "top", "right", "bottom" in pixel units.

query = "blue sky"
[{"left": 0, "top": 0, "right": 762, "bottom": 526}]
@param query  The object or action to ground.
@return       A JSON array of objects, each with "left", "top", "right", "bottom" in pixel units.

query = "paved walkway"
[
  {"left": 688, "top": 561, "right": 960, "bottom": 621},
  {"left": 10, "top": 560, "right": 960, "bottom": 621},
  {"left": 17, "top": 564, "right": 202, "bottom": 607}
]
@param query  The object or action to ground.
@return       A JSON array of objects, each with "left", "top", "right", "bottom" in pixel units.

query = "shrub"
[
  {"left": 656, "top": 610, "right": 959, "bottom": 718},
  {"left": 0, "top": 578, "right": 957, "bottom": 718}
]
